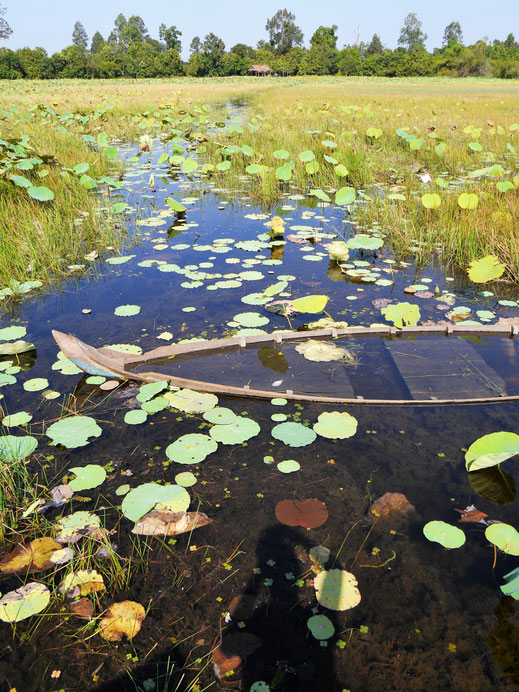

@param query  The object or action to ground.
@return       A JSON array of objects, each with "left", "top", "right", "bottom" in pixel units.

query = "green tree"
[
  {"left": 398, "top": 13, "right": 427, "bottom": 51},
  {"left": 108, "top": 13, "right": 127, "bottom": 47},
  {"left": 202, "top": 32, "right": 225, "bottom": 75},
  {"left": 0, "top": 2, "right": 11, "bottom": 41},
  {"left": 161, "top": 48, "right": 184, "bottom": 76},
  {"left": 17, "top": 47, "right": 51, "bottom": 78},
  {"left": 190, "top": 36, "right": 201, "bottom": 54},
  {"left": 159, "top": 24, "right": 182, "bottom": 52},
  {"left": 72, "top": 21, "right": 88, "bottom": 50},
  {"left": 338, "top": 46, "right": 363, "bottom": 75},
  {"left": 121, "top": 16, "right": 149, "bottom": 48},
  {"left": 0, "top": 48, "right": 23, "bottom": 77},
  {"left": 310, "top": 25, "right": 338, "bottom": 49},
  {"left": 366, "top": 33, "right": 384, "bottom": 55},
  {"left": 230, "top": 43, "right": 254, "bottom": 58},
  {"left": 91, "top": 31, "right": 105, "bottom": 53},
  {"left": 123, "top": 42, "right": 159, "bottom": 77},
  {"left": 443, "top": 21, "right": 463, "bottom": 47},
  {"left": 265, "top": 9, "right": 303, "bottom": 54}
]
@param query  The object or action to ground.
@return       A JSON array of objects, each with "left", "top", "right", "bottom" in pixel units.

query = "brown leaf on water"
[
  {"left": 131, "top": 510, "right": 212, "bottom": 537},
  {"left": 99, "top": 601, "right": 145, "bottom": 642},
  {"left": 0, "top": 537, "right": 62, "bottom": 575},
  {"left": 275, "top": 499, "right": 328, "bottom": 529},
  {"left": 70, "top": 597, "right": 94, "bottom": 618},
  {"left": 368, "top": 492, "right": 415, "bottom": 521},
  {"left": 213, "top": 648, "right": 242, "bottom": 679},
  {"left": 454, "top": 505, "right": 488, "bottom": 524}
]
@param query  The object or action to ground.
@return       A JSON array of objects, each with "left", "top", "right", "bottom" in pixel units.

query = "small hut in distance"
[{"left": 248, "top": 64, "right": 272, "bottom": 76}]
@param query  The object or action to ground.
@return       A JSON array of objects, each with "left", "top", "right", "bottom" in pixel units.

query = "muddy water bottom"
[{"left": 0, "top": 141, "right": 519, "bottom": 691}]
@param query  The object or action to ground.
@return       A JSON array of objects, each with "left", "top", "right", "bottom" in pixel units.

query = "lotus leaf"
[
  {"left": 28, "top": 186, "right": 54, "bottom": 202},
  {"left": 0, "top": 435, "right": 37, "bottom": 461},
  {"left": 233, "top": 312, "right": 269, "bottom": 328},
  {"left": 468, "top": 466, "right": 516, "bottom": 505},
  {"left": 313, "top": 411, "right": 358, "bottom": 439},
  {"left": 500, "top": 566, "right": 519, "bottom": 599},
  {"left": 124, "top": 409, "right": 148, "bottom": 425},
  {"left": 23, "top": 378, "right": 48, "bottom": 392},
  {"left": 423, "top": 521, "right": 465, "bottom": 549},
  {"left": 421, "top": 193, "right": 441, "bottom": 209},
  {"left": 99, "top": 601, "right": 145, "bottom": 642},
  {"left": 277, "top": 459, "right": 300, "bottom": 473},
  {"left": 485, "top": 523, "right": 519, "bottom": 555},
  {"left": 69, "top": 464, "right": 107, "bottom": 492},
  {"left": 122, "top": 482, "right": 190, "bottom": 521},
  {"left": 136, "top": 380, "right": 169, "bottom": 403},
  {"left": 328, "top": 241, "right": 349, "bottom": 261},
  {"left": 381, "top": 302, "right": 420, "bottom": 328},
  {"left": 335, "top": 187, "right": 356, "bottom": 205},
  {"left": 275, "top": 498, "right": 328, "bottom": 528},
  {"left": 166, "top": 433, "right": 218, "bottom": 465},
  {"left": 0, "top": 340, "right": 34, "bottom": 355},
  {"left": 309, "top": 545, "right": 330, "bottom": 564},
  {"left": 55, "top": 511, "right": 100, "bottom": 543},
  {"left": 347, "top": 235, "right": 384, "bottom": 251},
  {"left": 465, "top": 432, "right": 519, "bottom": 471},
  {"left": 295, "top": 340, "right": 348, "bottom": 363},
  {"left": 175, "top": 472, "right": 197, "bottom": 487},
  {"left": 272, "top": 422, "right": 316, "bottom": 447},
  {"left": 2, "top": 411, "right": 32, "bottom": 427},
  {"left": 52, "top": 351, "right": 83, "bottom": 375},
  {"left": 210, "top": 417, "right": 260, "bottom": 445},
  {"left": 114, "top": 304, "right": 141, "bottom": 317},
  {"left": 468, "top": 255, "right": 506, "bottom": 284},
  {"left": 60, "top": 569, "right": 105, "bottom": 596},
  {"left": 0, "top": 582, "right": 51, "bottom": 623},
  {"left": 46, "top": 416, "right": 102, "bottom": 449},
  {"left": 0, "top": 326, "right": 26, "bottom": 341},
  {"left": 458, "top": 193, "right": 479, "bottom": 210},
  {"left": 0, "top": 537, "right": 62, "bottom": 575},
  {"left": 314, "top": 569, "right": 361, "bottom": 611},
  {"left": 291, "top": 295, "right": 329, "bottom": 314},
  {"left": 203, "top": 407, "right": 237, "bottom": 424},
  {"left": 307, "top": 614, "right": 335, "bottom": 640},
  {"left": 165, "top": 388, "right": 218, "bottom": 413}
]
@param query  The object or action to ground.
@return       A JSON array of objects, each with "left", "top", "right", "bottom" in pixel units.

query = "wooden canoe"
[{"left": 52, "top": 323, "right": 519, "bottom": 406}]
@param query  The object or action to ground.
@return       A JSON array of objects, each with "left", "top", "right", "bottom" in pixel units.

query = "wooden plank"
[{"left": 386, "top": 336, "right": 507, "bottom": 400}]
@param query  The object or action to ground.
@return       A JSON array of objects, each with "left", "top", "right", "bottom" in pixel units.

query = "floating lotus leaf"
[
  {"left": 291, "top": 295, "right": 329, "bottom": 314},
  {"left": 271, "top": 398, "right": 288, "bottom": 406},
  {"left": 166, "top": 433, "right": 218, "bottom": 465},
  {"left": 122, "top": 482, "right": 190, "bottom": 521},
  {"left": 468, "top": 255, "right": 506, "bottom": 284},
  {"left": 60, "top": 569, "right": 105, "bottom": 596},
  {"left": 55, "top": 511, "right": 101, "bottom": 543},
  {"left": 335, "top": 187, "right": 356, "bottom": 205},
  {"left": 295, "top": 340, "right": 348, "bottom": 363},
  {"left": 313, "top": 411, "right": 358, "bottom": 439},
  {"left": 309, "top": 545, "right": 330, "bottom": 564},
  {"left": 155, "top": 485, "right": 191, "bottom": 513},
  {"left": 313, "top": 569, "right": 361, "bottom": 611},
  {"left": 232, "top": 312, "right": 270, "bottom": 328},
  {"left": 307, "top": 614, "right": 335, "bottom": 640},
  {"left": 0, "top": 435, "right": 37, "bottom": 461},
  {"left": 485, "top": 523, "right": 519, "bottom": 555},
  {"left": 2, "top": 411, "right": 32, "bottom": 427},
  {"left": 99, "top": 601, "right": 146, "bottom": 642},
  {"left": 272, "top": 422, "right": 316, "bottom": 447},
  {"left": 124, "top": 409, "right": 148, "bottom": 425},
  {"left": 381, "top": 302, "right": 420, "bottom": 328},
  {"left": 210, "top": 417, "right": 260, "bottom": 445},
  {"left": 277, "top": 459, "right": 300, "bottom": 473},
  {"left": 175, "top": 472, "right": 197, "bottom": 487},
  {"left": 69, "top": 464, "right": 107, "bottom": 492},
  {"left": 465, "top": 432, "right": 519, "bottom": 471},
  {"left": 0, "top": 582, "right": 51, "bottom": 623},
  {"left": 0, "top": 537, "right": 62, "bottom": 575},
  {"left": 115, "top": 484, "right": 130, "bottom": 496},
  {"left": 46, "top": 416, "right": 102, "bottom": 449},
  {"left": 275, "top": 498, "right": 328, "bottom": 528},
  {"left": 114, "top": 304, "right": 141, "bottom": 317},
  {"left": 141, "top": 397, "right": 168, "bottom": 414},
  {"left": 136, "top": 380, "right": 169, "bottom": 403},
  {"left": 52, "top": 351, "right": 83, "bottom": 375},
  {"left": 347, "top": 234, "right": 384, "bottom": 250},
  {"left": 203, "top": 407, "right": 237, "bottom": 424},
  {"left": 23, "top": 378, "right": 48, "bottom": 392},
  {"left": 328, "top": 241, "right": 349, "bottom": 261},
  {"left": 165, "top": 388, "right": 218, "bottom": 413},
  {"left": 423, "top": 521, "right": 466, "bottom": 549},
  {"left": 0, "top": 326, "right": 26, "bottom": 341}
]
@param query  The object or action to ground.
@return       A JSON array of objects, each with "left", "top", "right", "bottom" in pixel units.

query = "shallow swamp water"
[{"left": 1, "top": 133, "right": 519, "bottom": 692}]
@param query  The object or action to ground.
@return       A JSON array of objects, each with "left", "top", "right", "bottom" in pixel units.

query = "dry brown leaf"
[
  {"left": 454, "top": 505, "right": 488, "bottom": 524},
  {"left": 131, "top": 510, "right": 212, "bottom": 536},
  {"left": 0, "top": 537, "right": 62, "bottom": 575},
  {"left": 368, "top": 492, "right": 415, "bottom": 521},
  {"left": 70, "top": 597, "right": 94, "bottom": 618},
  {"left": 213, "top": 648, "right": 242, "bottom": 679},
  {"left": 99, "top": 601, "right": 145, "bottom": 641},
  {"left": 60, "top": 569, "right": 105, "bottom": 598},
  {"left": 275, "top": 498, "right": 328, "bottom": 529}
]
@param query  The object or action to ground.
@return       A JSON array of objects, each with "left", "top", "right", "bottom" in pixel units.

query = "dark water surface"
[{"left": 1, "top": 138, "right": 519, "bottom": 692}]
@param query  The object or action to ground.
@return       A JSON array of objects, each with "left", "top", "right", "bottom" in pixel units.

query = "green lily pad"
[
  {"left": 69, "top": 464, "right": 107, "bottom": 492},
  {"left": 313, "top": 411, "right": 358, "bottom": 439},
  {"left": 46, "top": 416, "right": 102, "bottom": 449},
  {"left": 485, "top": 523, "right": 519, "bottom": 555},
  {"left": 272, "top": 422, "right": 316, "bottom": 447},
  {"left": 381, "top": 302, "right": 420, "bottom": 328},
  {"left": 165, "top": 388, "right": 218, "bottom": 414},
  {"left": 136, "top": 380, "right": 169, "bottom": 404},
  {"left": 468, "top": 255, "right": 506, "bottom": 284},
  {"left": 307, "top": 614, "right": 335, "bottom": 640},
  {"left": 23, "top": 378, "right": 48, "bottom": 392},
  {"left": 166, "top": 433, "right": 218, "bottom": 465},
  {"left": 114, "top": 305, "right": 141, "bottom": 317},
  {"left": 0, "top": 326, "right": 27, "bottom": 341},
  {"left": 0, "top": 582, "right": 51, "bottom": 623},
  {"left": 347, "top": 234, "right": 383, "bottom": 251},
  {"left": 175, "top": 472, "right": 197, "bottom": 487},
  {"left": 203, "top": 407, "right": 237, "bottom": 424},
  {"left": 277, "top": 459, "right": 300, "bottom": 473},
  {"left": 232, "top": 312, "right": 270, "bottom": 328},
  {"left": 291, "top": 295, "right": 329, "bottom": 314},
  {"left": 124, "top": 410, "right": 148, "bottom": 425},
  {"left": 295, "top": 340, "right": 348, "bottom": 362},
  {"left": 2, "top": 412, "right": 32, "bottom": 427},
  {"left": 271, "top": 398, "right": 288, "bottom": 406},
  {"left": 52, "top": 351, "right": 83, "bottom": 375},
  {"left": 313, "top": 569, "right": 361, "bottom": 611},
  {"left": 210, "top": 417, "right": 260, "bottom": 445},
  {"left": 0, "top": 435, "right": 38, "bottom": 461},
  {"left": 423, "top": 521, "right": 465, "bottom": 549},
  {"left": 86, "top": 376, "right": 106, "bottom": 385},
  {"left": 122, "top": 482, "right": 190, "bottom": 522},
  {"left": 115, "top": 484, "right": 130, "bottom": 496},
  {"left": 465, "top": 432, "right": 519, "bottom": 472},
  {"left": 55, "top": 511, "right": 101, "bottom": 543}
]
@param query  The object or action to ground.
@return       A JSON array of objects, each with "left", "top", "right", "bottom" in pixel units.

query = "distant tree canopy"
[{"left": 0, "top": 9, "right": 518, "bottom": 79}]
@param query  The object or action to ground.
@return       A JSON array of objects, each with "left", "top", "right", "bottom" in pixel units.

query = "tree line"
[{"left": 0, "top": 7, "right": 518, "bottom": 80}]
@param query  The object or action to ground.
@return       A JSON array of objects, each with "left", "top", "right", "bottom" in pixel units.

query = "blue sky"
[{"left": 2, "top": 0, "right": 518, "bottom": 58}]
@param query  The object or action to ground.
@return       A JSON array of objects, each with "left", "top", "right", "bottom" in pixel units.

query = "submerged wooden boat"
[{"left": 53, "top": 323, "right": 519, "bottom": 406}]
